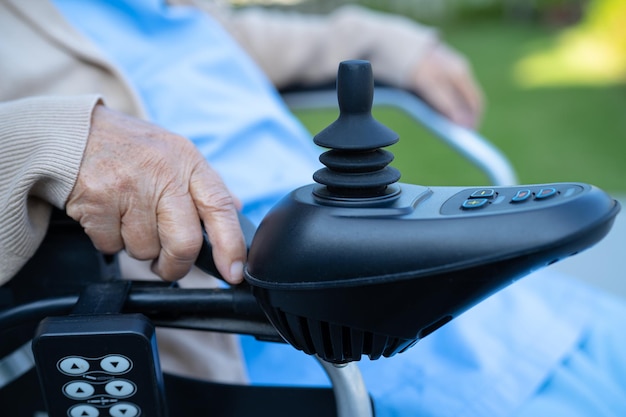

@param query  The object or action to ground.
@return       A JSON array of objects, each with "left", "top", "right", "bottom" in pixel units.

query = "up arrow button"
[
  {"left": 68, "top": 405, "right": 99, "bottom": 417},
  {"left": 59, "top": 357, "right": 89, "bottom": 375}
]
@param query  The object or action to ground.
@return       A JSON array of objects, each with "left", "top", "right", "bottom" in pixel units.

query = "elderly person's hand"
[
  {"left": 66, "top": 105, "right": 246, "bottom": 283},
  {"left": 409, "top": 43, "right": 484, "bottom": 130}
]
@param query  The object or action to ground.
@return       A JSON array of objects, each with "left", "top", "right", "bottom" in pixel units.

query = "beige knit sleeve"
[
  {"left": 0, "top": 95, "right": 101, "bottom": 285},
  {"left": 218, "top": 5, "right": 439, "bottom": 89}
]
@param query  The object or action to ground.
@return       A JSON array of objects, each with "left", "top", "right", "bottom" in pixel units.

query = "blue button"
[
  {"left": 535, "top": 187, "right": 557, "bottom": 200},
  {"left": 511, "top": 189, "right": 531, "bottom": 202},
  {"left": 462, "top": 198, "right": 489, "bottom": 209},
  {"left": 470, "top": 189, "right": 495, "bottom": 198}
]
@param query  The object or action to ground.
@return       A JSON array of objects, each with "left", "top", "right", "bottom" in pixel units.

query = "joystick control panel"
[
  {"left": 242, "top": 60, "right": 620, "bottom": 363},
  {"left": 441, "top": 183, "right": 584, "bottom": 214}
]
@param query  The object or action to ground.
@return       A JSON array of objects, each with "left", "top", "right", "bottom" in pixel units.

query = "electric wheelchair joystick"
[
  {"left": 242, "top": 60, "right": 621, "bottom": 364},
  {"left": 311, "top": 60, "right": 401, "bottom": 202}
]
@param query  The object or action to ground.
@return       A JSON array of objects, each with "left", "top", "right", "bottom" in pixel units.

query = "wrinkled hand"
[
  {"left": 66, "top": 105, "right": 246, "bottom": 283},
  {"left": 410, "top": 43, "right": 484, "bottom": 130}
]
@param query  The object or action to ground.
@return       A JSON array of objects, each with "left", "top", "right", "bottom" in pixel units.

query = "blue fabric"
[
  {"left": 511, "top": 280, "right": 626, "bottom": 417},
  {"left": 52, "top": 1, "right": 626, "bottom": 416},
  {"left": 52, "top": 0, "right": 321, "bottom": 225}
]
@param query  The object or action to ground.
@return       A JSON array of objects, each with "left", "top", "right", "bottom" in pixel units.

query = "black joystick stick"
[
  {"left": 240, "top": 61, "right": 620, "bottom": 364},
  {"left": 312, "top": 60, "right": 400, "bottom": 201}
]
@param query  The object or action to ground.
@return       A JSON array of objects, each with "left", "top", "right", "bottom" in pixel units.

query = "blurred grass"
[{"left": 293, "top": 18, "right": 626, "bottom": 192}]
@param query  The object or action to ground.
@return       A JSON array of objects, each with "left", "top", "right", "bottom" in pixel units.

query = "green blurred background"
[{"left": 235, "top": 0, "right": 626, "bottom": 193}]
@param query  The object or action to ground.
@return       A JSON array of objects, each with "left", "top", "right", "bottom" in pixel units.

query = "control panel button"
[
  {"left": 511, "top": 189, "right": 531, "bottom": 203},
  {"left": 100, "top": 355, "right": 132, "bottom": 374},
  {"left": 462, "top": 198, "right": 489, "bottom": 209},
  {"left": 536, "top": 187, "right": 557, "bottom": 200},
  {"left": 105, "top": 379, "right": 136, "bottom": 397},
  {"left": 58, "top": 357, "right": 90, "bottom": 375},
  {"left": 110, "top": 403, "right": 141, "bottom": 417},
  {"left": 68, "top": 404, "right": 100, "bottom": 417},
  {"left": 470, "top": 189, "right": 495, "bottom": 198},
  {"left": 64, "top": 381, "right": 95, "bottom": 399}
]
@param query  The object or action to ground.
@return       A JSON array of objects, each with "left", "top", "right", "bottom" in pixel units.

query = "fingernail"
[{"left": 230, "top": 261, "right": 244, "bottom": 282}]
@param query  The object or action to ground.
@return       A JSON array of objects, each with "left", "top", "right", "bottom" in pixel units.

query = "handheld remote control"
[{"left": 32, "top": 314, "right": 167, "bottom": 417}]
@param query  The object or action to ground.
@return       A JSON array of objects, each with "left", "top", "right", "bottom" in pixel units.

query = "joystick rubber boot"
[{"left": 313, "top": 60, "right": 401, "bottom": 201}]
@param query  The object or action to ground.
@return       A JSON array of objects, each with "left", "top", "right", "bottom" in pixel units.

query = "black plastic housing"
[{"left": 245, "top": 182, "right": 619, "bottom": 363}]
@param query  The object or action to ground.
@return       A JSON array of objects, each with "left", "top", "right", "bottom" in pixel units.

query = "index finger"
[{"left": 189, "top": 161, "right": 246, "bottom": 284}]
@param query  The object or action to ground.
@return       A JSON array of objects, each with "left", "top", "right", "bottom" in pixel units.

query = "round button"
[
  {"left": 58, "top": 357, "right": 90, "bottom": 375},
  {"left": 511, "top": 189, "right": 531, "bottom": 203},
  {"left": 536, "top": 187, "right": 557, "bottom": 200},
  {"left": 470, "top": 189, "right": 495, "bottom": 198},
  {"left": 100, "top": 355, "right": 132, "bottom": 374},
  {"left": 462, "top": 198, "right": 488, "bottom": 209},
  {"left": 69, "top": 404, "right": 100, "bottom": 417},
  {"left": 105, "top": 379, "right": 136, "bottom": 397},
  {"left": 110, "top": 403, "right": 140, "bottom": 417},
  {"left": 68, "top": 405, "right": 100, "bottom": 417},
  {"left": 64, "top": 381, "right": 95, "bottom": 399}
]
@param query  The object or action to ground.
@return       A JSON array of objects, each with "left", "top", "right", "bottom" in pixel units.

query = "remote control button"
[
  {"left": 470, "top": 189, "right": 495, "bottom": 198},
  {"left": 511, "top": 189, "right": 532, "bottom": 203},
  {"left": 462, "top": 198, "right": 488, "bottom": 209},
  {"left": 100, "top": 355, "right": 132, "bottom": 374},
  {"left": 105, "top": 379, "right": 136, "bottom": 397},
  {"left": 536, "top": 187, "right": 557, "bottom": 200},
  {"left": 64, "top": 381, "right": 95, "bottom": 399},
  {"left": 59, "top": 357, "right": 90, "bottom": 375},
  {"left": 68, "top": 404, "right": 100, "bottom": 417},
  {"left": 110, "top": 403, "right": 140, "bottom": 417}
]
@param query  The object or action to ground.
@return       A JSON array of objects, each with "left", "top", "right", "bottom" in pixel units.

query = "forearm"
[
  {"left": 0, "top": 95, "right": 101, "bottom": 285},
  {"left": 221, "top": 5, "right": 439, "bottom": 89}
]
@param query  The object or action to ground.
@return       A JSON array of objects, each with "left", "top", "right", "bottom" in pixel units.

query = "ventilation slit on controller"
[
  {"left": 307, "top": 318, "right": 335, "bottom": 360},
  {"left": 297, "top": 316, "right": 316, "bottom": 353},
  {"left": 274, "top": 309, "right": 297, "bottom": 347},
  {"left": 361, "top": 331, "right": 373, "bottom": 357},
  {"left": 342, "top": 326, "right": 353, "bottom": 360}
]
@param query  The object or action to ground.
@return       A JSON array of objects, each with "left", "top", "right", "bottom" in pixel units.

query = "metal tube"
[{"left": 317, "top": 358, "right": 374, "bottom": 417}]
